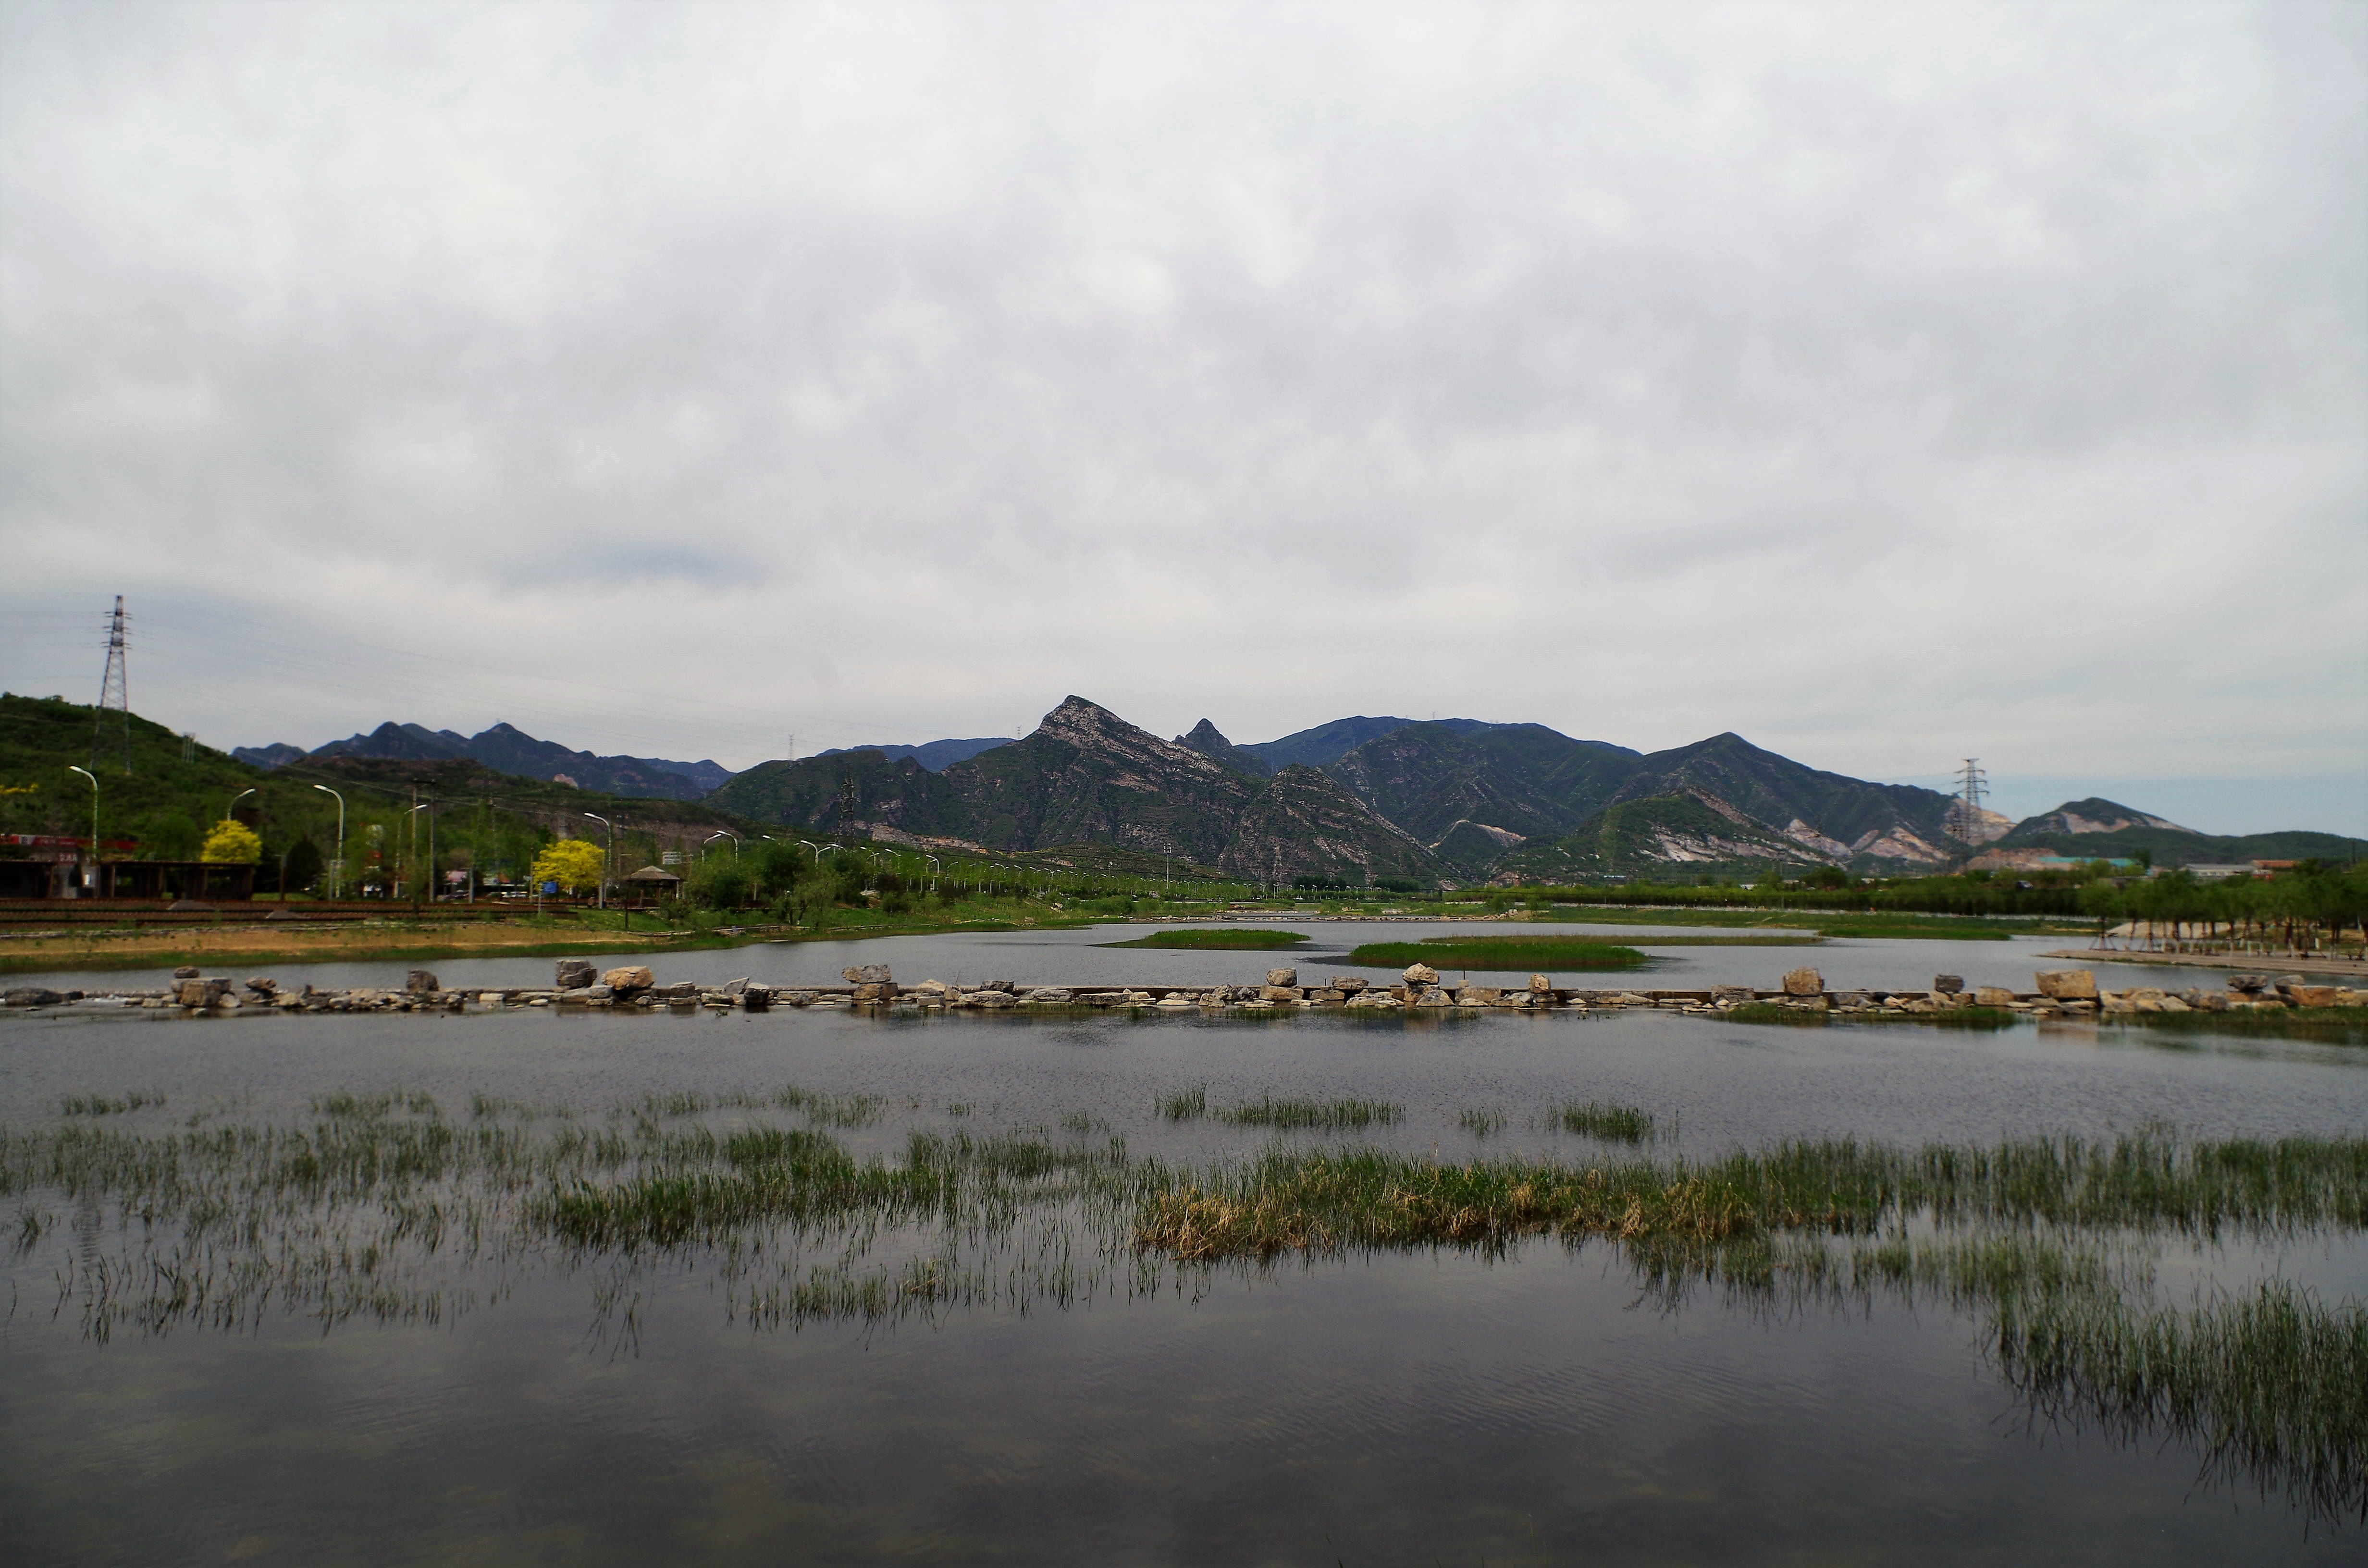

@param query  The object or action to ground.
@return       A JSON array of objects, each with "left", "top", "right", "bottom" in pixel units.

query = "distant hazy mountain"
[
  {"left": 813, "top": 737, "right": 1012, "bottom": 772},
  {"left": 1993, "top": 799, "right": 2358, "bottom": 866},
  {"left": 1240, "top": 715, "right": 1491, "bottom": 772},
  {"left": 245, "top": 721, "right": 733, "bottom": 800}
]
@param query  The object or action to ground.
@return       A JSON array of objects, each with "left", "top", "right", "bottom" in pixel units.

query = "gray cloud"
[{"left": 4, "top": 0, "right": 2362, "bottom": 832}]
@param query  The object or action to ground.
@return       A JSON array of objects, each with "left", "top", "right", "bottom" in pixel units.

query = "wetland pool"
[{"left": 2, "top": 927, "right": 2364, "bottom": 1565}]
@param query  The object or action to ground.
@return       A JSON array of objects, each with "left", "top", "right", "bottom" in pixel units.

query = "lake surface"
[{"left": 3, "top": 923, "right": 2363, "bottom": 1565}]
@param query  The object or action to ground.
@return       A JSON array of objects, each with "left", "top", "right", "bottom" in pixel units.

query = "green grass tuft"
[
  {"left": 1348, "top": 938, "right": 1647, "bottom": 971},
  {"left": 1551, "top": 1100, "right": 1658, "bottom": 1143},
  {"left": 1100, "top": 928, "right": 1311, "bottom": 950}
]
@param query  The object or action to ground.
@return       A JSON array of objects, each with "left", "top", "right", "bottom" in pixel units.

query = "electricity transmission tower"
[
  {"left": 1946, "top": 758, "right": 1989, "bottom": 843},
  {"left": 92, "top": 596, "right": 132, "bottom": 774}
]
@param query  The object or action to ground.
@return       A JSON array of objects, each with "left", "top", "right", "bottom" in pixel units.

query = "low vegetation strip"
[
  {"left": 1099, "top": 929, "right": 1310, "bottom": 950},
  {"left": 1131, "top": 1133, "right": 2368, "bottom": 1261},
  {"left": 1347, "top": 938, "right": 1648, "bottom": 971}
]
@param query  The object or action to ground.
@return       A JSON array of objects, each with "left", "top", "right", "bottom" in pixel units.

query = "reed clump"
[
  {"left": 59, "top": 1092, "right": 163, "bottom": 1117},
  {"left": 1551, "top": 1100, "right": 1658, "bottom": 1143},
  {"left": 1217, "top": 1096, "right": 1402, "bottom": 1130},
  {"left": 1132, "top": 1132, "right": 2368, "bottom": 1262}
]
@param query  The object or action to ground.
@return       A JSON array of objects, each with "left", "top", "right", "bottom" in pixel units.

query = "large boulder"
[
  {"left": 602, "top": 966, "right": 654, "bottom": 993},
  {"left": 842, "top": 964, "right": 893, "bottom": 985},
  {"left": 2034, "top": 969, "right": 2097, "bottom": 1000},
  {"left": 2290, "top": 985, "right": 2342, "bottom": 1008},
  {"left": 4, "top": 987, "right": 62, "bottom": 1008},
  {"left": 1259, "top": 985, "right": 1302, "bottom": 1003},
  {"left": 173, "top": 966, "right": 201, "bottom": 980},
  {"left": 1973, "top": 986, "right": 2016, "bottom": 1007},
  {"left": 1403, "top": 963, "right": 1440, "bottom": 986},
  {"left": 1932, "top": 975, "right": 1964, "bottom": 995},
  {"left": 1781, "top": 968, "right": 1824, "bottom": 997},
  {"left": 1266, "top": 967, "right": 1299, "bottom": 988},
  {"left": 405, "top": 969, "right": 440, "bottom": 993},
  {"left": 555, "top": 959, "right": 596, "bottom": 989},
  {"left": 1529, "top": 973, "right": 1552, "bottom": 994}
]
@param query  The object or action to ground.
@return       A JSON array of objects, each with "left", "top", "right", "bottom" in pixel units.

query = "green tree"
[{"left": 200, "top": 818, "right": 263, "bottom": 863}]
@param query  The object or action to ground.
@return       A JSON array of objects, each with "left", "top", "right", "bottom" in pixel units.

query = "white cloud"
[{"left": 2, "top": 0, "right": 2361, "bottom": 832}]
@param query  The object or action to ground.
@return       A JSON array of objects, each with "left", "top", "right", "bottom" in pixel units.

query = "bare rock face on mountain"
[
  {"left": 1600, "top": 733, "right": 1959, "bottom": 866},
  {"left": 1173, "top": 719, "right": 1272, "bottom": 778},
  {"left": 1218, "top": 765, "right": 1444, "bottom": 886},
  {"left": 940, "top": 697, "right": 1259, "bottom": 862},
  {"left": 1493, "top": 791, "right": 1825, "bottom": 881}
]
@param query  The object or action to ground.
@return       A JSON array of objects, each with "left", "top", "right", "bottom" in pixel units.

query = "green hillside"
[{"left": 0, "top": 693, "right": 745, "bottom": 893}]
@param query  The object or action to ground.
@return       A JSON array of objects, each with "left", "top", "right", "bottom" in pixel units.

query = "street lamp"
[
  {"left": 67, "top": 765, "right": 98, "bottom": 894},
  {"left": 584, "top": 812, "right": 615, "bottom": 909},
  {"left": 312, "top": 784, "right": 345, "bottom": 899},
  {"left": 705, "top": 830, "right": 739, "bottom": 859},
  {"left": 226, "top": 786, "right": 256, "bottom": 825},
  {"left": 797, "top": 840, "right": 824, "bottom": 865}
]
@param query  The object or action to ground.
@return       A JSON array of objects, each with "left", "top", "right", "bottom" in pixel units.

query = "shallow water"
[{"left": 3, "top": 926, "right": 2364, "bottom": 1565}]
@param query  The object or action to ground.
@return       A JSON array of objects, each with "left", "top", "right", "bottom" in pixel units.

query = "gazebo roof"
[{"left": 623, "top": 865, "right": 683, "bottom": 882}]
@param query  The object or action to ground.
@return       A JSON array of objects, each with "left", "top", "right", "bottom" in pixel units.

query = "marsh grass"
[
  {"left": 774, "top": 1083, "right": 885, "bottom": 1127},
  {"left": 6, "top": 1091, "right": 2362, "bottom": 1521},
  {"left": 1217, "top": 1096, "right": 1402, "bottom": 1130},
  {"left": 1348, "top": 938, "right": 1647, "bottom": 971},
  {"left": 1100, "top": 929, "right": 1310, "bottom": 950},
  {"left": 1550, "top": 1100, "right": 1658, "bottom": 1143},
  {"left": 60, "top": 1092, "right": 163, "bottom": 1117},
  {"left": 1457, "top": 1108, "right": 1507, "bottom": 1138},
  {"left": 1132, "top": 1131, "right": 2368, "bottom": 1262}
]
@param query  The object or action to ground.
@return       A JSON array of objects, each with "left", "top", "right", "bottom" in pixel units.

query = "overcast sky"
[{"left": 3, "top": 1, "right": 2362, "bottom": 833}]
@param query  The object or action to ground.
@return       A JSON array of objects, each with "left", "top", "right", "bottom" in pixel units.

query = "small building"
[{"left": 0, "top": 859, "right": 256, "bottom": 901}]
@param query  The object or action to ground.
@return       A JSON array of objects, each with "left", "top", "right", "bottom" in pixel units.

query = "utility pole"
[
  {"left": 92, "top": 596, "right": 132, "bottom": 774},
  {"left": 1947, "top": 759, "right": 1989, "bottom": 844}
]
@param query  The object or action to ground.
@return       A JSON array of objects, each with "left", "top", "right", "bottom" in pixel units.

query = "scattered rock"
[
  {"left": 851, "top": 982, "right": 896, "bottom": 1003},
  {"left": 2034, "top": 969, "right": 2097, "bottom": 1001},
  {"left": 602, "top": 966, "right": 654, "bottom": 993},
  {"left": 1973, "top": 986, "right": 2016, "bottom": 1007},
  {"left": 2290, "top": 985, "right": 2342, "bottom": 1007},
  {"left": 2227, "top": 974, "right": 2269, "bottom": 994},
  {"left": 1259, "top": 985, "right": 1302, "bottom": 1003},
  {"left": 1331, "top": 977, "right": 1368, "bottom": 993},
  {"left": 555, "top": 959, "right": 596, "bottom": 989},
  {"left": 842, "top": 965, "right": 893, "bottom": 985},
  {"left": 406, "top": 969, "right": 440, "bottom": 993},
  {"left": 1403, "top": 963, "right": 1440, "bottom": 985},
  {"left": 1529, "top": 973, "right": 1552, "bottom": 994},
  {"left": 1933, "top": 975, "right": 1964, "bottom": 995},
  {"left": 1266, "top": 967, "right": 1299, "bottom": 988},
  {"left": 1781, "top": 968, "right": 1824, "bottom": 997},
  {"left": 742, "top": 986, "right": 771, "bottom": 1011},
  {"left": 4, "top": 988, "right": 63, "bottom": 1008},
  {"left": 173, "top": 966, "right": 201, "bottom": 980},
  {"left": 1710, "top": 985, "right": 1754, "bottom": 1004},
  {"left": 1023, "top": 987, "right": 1072, "bottom": 1004}
]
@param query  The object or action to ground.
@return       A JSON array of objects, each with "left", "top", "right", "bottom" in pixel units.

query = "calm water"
[{"left": 3, "top": 924, "right": 2363, "bottom": 1565}]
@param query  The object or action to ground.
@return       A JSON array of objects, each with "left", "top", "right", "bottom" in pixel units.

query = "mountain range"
[
  {"left": 234, "top": 723, "right": 733, "bottom": 800},
  {"left": 234, "top": 703, "right": 2359, "bottom": 884}
]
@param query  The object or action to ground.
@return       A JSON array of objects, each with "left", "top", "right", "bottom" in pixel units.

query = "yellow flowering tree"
[
  {"left": 200, "top": 819, "right": 264, "bottom": 863},
  {"left": 530, "top": 838, "right": 606, "bottom": 897}
]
